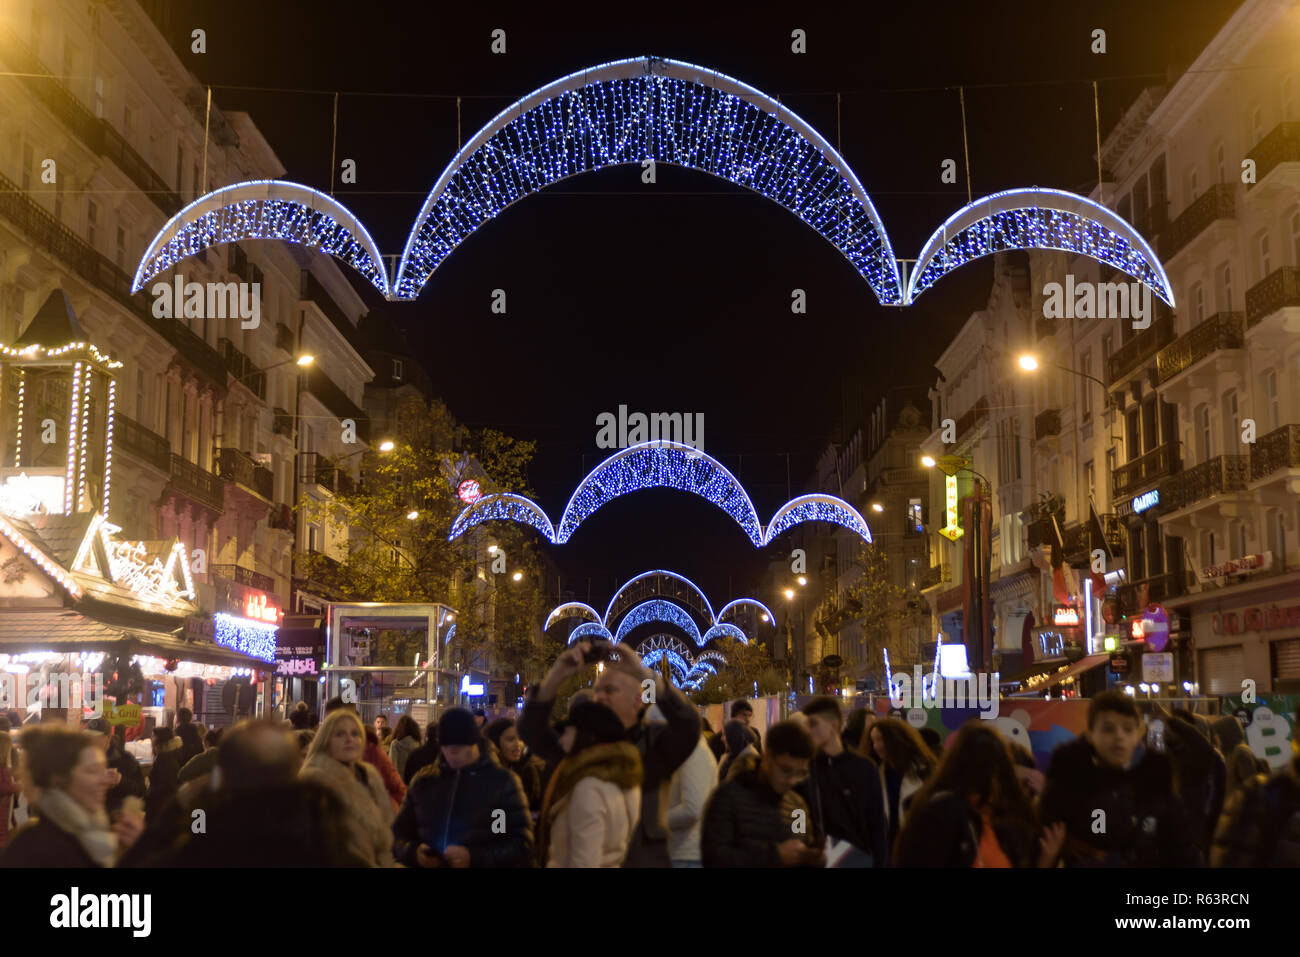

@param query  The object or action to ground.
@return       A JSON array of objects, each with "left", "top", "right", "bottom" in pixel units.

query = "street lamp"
[
  {"left": 406, "top": 510, "right": 419, "bottom": 520},
  {"left": 921, "top": 455, "right": 937, "bottom": 468},
  {"left": 783, "top": 588, "right": 795, "bottom": 600},
  {"left": 511, "top": 571, "right": 523, "bottom": 582},
  {"left": 871, "top": 502, "right": 884, "bottom": 512},
  {"left": 378, "top": 440, "right": 395, "bottom": 452},
  {"left": 1017, "top": 352, "right": 1108, "bottom": 399},
  {"left": 796, "top": 576, "right": 807, "bottom": 587}
]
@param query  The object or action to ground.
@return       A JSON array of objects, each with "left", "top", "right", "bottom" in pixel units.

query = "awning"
[
  {"left": 0, "top": 611, "right": 269, "bottom": 669},
  {"left": 1038, "top": 653, "right": 1109, "bottom": 689}
]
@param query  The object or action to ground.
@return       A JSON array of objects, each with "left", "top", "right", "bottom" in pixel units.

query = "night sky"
[{"left": 157, "top": 0, "right": 1241, "bottom": 606}]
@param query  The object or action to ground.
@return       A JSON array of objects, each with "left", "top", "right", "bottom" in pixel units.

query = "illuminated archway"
[
  {"left": 566, "top": 621, "right": 614, "bottom": 644},
  {"left": 762, "top": 493, "right": 873, "bottom": 546},
  {"left": 604, "top": 569, "right": 715, "bottom": 628},
  {"left": 131, "top": 180, "right": 390, "bottom": 297},
  {"left": 449, "top": 493, "right": 556, "bottom": 542},
  {"left": 394, "top": 56, "right": 901, "bottom": 303},
  {"left": 544, "top": 601, "right": 602, "bottom": 631},
  {"left": 612, "top": 599, "right": 703, "bottom": 646}
]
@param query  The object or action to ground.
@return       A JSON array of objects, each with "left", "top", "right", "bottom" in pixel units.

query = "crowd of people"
[{"left": 0, "top": 642, "right": 1297, "bottom": 868}]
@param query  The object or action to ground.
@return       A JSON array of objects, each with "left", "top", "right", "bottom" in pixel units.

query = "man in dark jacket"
[
  {"left": 85, "top": 719, "right": 146, "bottom": 816},
  {"left": 701, "top": 720, "right": 823, "bottom": 868},
  {"left": 1211, "top": 708, "right": 1300, "bottom": 867},
  {"left": 392, "top": 708, "right": 534, "bottom": 868},
  {"left": 709, "top": 699, "right": 761, "bottom": 761},
  {"left": 1039, "top": 691, "right": 1200, "bottom": 867},
  {"left": 796, "top": 696, "right": 887, "bottom": 866},
  {"left": 174, "top": 708, "right": 204, "bottom": 766},
  {"left": 519, "top": 640, "right": 701, "bottom": 867},
  {"left": 401, "top": 722, "right": 440, "bottom": 785}
]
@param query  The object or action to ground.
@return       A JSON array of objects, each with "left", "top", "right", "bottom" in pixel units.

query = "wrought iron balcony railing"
[
  {"left": 1245, "top": 266, "right": 1300, "bottom": 328},
  {"left": 1034, "top": 408, "right": 1061, "bottom": 440},
  {"left": 1106, "top": 313, "right": 1174, "bottom": 384},
  {"left": 1245, "top": 121, "right": 1300, "bottom": 189},
  {"left": 1159, "top": 184, "right": 1235, "bottom": 261},
  {"left": 1061, "top": 513, "right": 1126, "bottom": 559},
  {"left": 1165, "top": 454, "right": 1248, "bottom": 510},
  {"left": 167, "top": 454, "right": 224, "bottom": 512},
  {"left": 217, "top": 448, "right": 274, "bottom": 500},
  {"left": 217, "top": 339, "right": 267, "bottom": 400},
  {"left": 112, "top": 413, "right": 170, "bottom": 474},
  {"left": 1155, "top": 311, "right": 1244, "bottom": 384},
  {"left": 211, "top": 563, "right": 276, "bottom": 594},
  {"left": 1112, "top": 441, "right": 1179, "bottom": 499},
  {"left": 299, "top": 452, "right": 356, "bottom": 497},
  {"left": 1250, "top": 424, "right": 1300, "bottom": 481}
]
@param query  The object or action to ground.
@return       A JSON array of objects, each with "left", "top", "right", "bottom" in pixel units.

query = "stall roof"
[{"left": 0, "top": 611, "right": 267, "bottom": 669}]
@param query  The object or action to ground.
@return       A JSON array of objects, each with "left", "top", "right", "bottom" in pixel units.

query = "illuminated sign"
[
  {"left": 0, "top": 472, "right": 65, "bottom": 517},
  {"left": 1141, "top": 605, "right": 1169, "bottom": 652},
  {"left": 1053, "top": 605, "right": 1080, "bottom": 627},
  {"left": 105, "top": 538, "right": 195, "bottom": 607},
  {"left": 460, "top": 674, "right": 485, "bottom": 696},
  {"left": 457, "top": 480, "right": 482, "bottom": 504},
  {"left": 1130, "top": 619, "right": 1145, "bottom": 640},
  {"left": 275, "top": 657, "right": 318, "bottom": 677},
  {"left": 212, "top": 613, "right": 278, "bottom": 663},
  {"left": 939, "top": 474, "right": 963, "bottom": 541},
  {"left": 1132, "top": 489, "right": 1160, "bottom": 513},
  {"left": 1212, "top": 603, "right": 1300, "bottom": 635},
  {"left": 244, "top": 592, "right": 281, "bottom": 624},
  {"left": 1202, "top": 552, "right": 1271, "bottom": 580}
]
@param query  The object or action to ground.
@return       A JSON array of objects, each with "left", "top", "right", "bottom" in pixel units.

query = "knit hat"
[
  {"left": 438, "top": 708, "right": 481, "bottom": 746},
  {"left": 563, "top": 701, "right": 626, "bottom": 744}
]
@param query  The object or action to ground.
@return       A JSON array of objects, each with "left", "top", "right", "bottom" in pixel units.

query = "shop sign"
[
  {"left": 939, "top": 474, "right": 963, "bottom": 541},
  {"left": 1132, "top": 489, "right": 1160, "bottom": 514},
  {"left": 1212, "top": 604, "right": 1300, "bottom": 636},
  {"left": 1108, "top": 653, "right": 1130, "bottom": 675},
  {"left": 1202, "top": 552, "right": 1271, "bottom": 580},
  {"left": 104, "top": 702, "right": 142, "bottom": 726},
  {"left": 275, "top": 657, "right": 318, "bottom": 677},
  {"left": 185, "top": 616, "right": 214, "bottom": 640},
  {"left": 244, "top": 592, "right": 281, "bottom": 624},
  {"left": 1053, "top": 604, "right": 1080, "bottom": 627},
  {"left": 1142, "top": 652, "right": 1174, "bottom": 683}
]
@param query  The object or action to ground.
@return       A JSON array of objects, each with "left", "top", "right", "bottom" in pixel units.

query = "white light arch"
[
  {"left": 604, "top": 569, "right": 716, "bottom": 629},
  {"left": 613, "top": 599, "right": 704, "bottom": 646},
  {"left": 449, "top": 493, "right": 557, "bottom": 542},
  {"left": 544, "top": 601, "right": 603, "bottom": 631},
  {"left": 762, "top": 493, "right": 873, "bottom": 546}
]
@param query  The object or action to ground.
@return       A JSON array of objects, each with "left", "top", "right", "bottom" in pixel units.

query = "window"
[
  {"left": 135, "top": 369, "right": 145, "bottom": 421},
  {"left": 1201, "top": 529, "right": 1216, "bottom": 567},
  {"left": 997, "top": 418, "right": 1021, "bottom": 483},
  {"left": 907, "top": 498, "right": 924, "bottom": 534},
  {"left": 1195, "top": 403, "right": 1212, "bottom": 462},
  {"left": 1081, "top": 351, "right": 1093, "bottom": 419},
  {"left": 1215, "top": 142, "right": 1225, "bottom": 183},
  {"left": 308, "top": 524, "right": 322, "bottom": 553},
  {"left": 1216, "top": 262, "right": 1233, "bottom": 312},
  {"left": 1191, "top": 282, "right": 1205, "bottom": 323},
  {"left": 1251, "top": 106, "right": 1264, "bottom": 147},
  {"left": 1257, "top": 231, "right": 1272, "bottom": 281},
  {"left": 175, "top": 144, "right": 184, "bottom": 191},
  {"left": 1106, "top": 446, "right": 1118, "bottom": 477},
  {"left": 22, "top": 143, "right": 32, "bottom": 191},
  {"left": 1221, "top": 390, "right": 1239, "bottom": 452},
  {"left": 115, "top": 225, "right": 126, "bottom": 270},
  {"left": 1267, "top": 509, "right": 1286, "bottom": 561},
  {"left": 1230, "top": 520, "right": 1247, "bottom": 558},
  {"left": 392, "top": 358, "right": 403, "bottom": 381},
  {"left": 87, "top": 201, "right": 97, "bottom": 246},
  {"left": 1263, "top": 369, "right": 1279, "bottom": 432},
  {"left": 1101, "top": 333, "right": 1113, "bottom": 372},
  {"left": 1084, "top": 460, "right": 1095, "bottom": 503}
]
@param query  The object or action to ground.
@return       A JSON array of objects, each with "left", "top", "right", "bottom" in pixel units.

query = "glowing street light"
[
  {"left": 871, "top": 502, "right": 884, "bottom": 512},
  {"left": 783, "top": 588, "right": 795, "bottom": 600},
  {"left": 406, "top": 510, "right": 419, "bottom": 520},
  {"left": 296, "top": 354, "right": 315, "bottom": 366},
  {"left": 511, "top": 571, "right": 523, "bottom": 582},
  {"left": 921, "top": 455, "right": 937, "bottom": 468},
  {"left": 796, "top": 576, "right": 807, "bottom": 586},
  {"left": 487, "top": 544, "right": 499, "bottom": 554},
  {"left": 378, "top": 440, "right": 395, "bottom": 452},
  {"left": 1018, "top": 354, "right": 1039, "bottom": 371}
]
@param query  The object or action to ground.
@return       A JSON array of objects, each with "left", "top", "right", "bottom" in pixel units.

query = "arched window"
[{"left": 1266, "top": 508, "right": 1286, "bottom": 562}]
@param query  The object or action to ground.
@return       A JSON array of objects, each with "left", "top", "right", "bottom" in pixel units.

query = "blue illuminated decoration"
[
  {"left": 566, "top": 621, "right": 614, "bottom": 644},
  {"left": 445, "top": 624, "right": 456, "bottom": 645},
  {"left": 449, "top": 493, "right": 557, "bottom": 542},
  {"left": 763, "top": 493, "right": 873, "bottom": 546},
  {"left": 641, "top": 648, "right": 690, "bottom": 679},
  {"left": 613, "top": 600, "right": 703, "bottom": 646},
  {"left": 131, "top": 180, "right": 390, "bottom": 297},
  {"left": 905, "top": 188, "right": 1174, "bottom": 307},
  {"left": 694, "top": 650, "right": 728, "bottom": 669},
  {"left": 395, "top": 57, "right": 901, "bottom": 303},
  {"left": 717, "top": 598, "right": 776, "bottom": 627},
  {"left": 212, "top": 613, "right": 277, "bottom": 664},
  {"left": 702, "top": 623, "right": 749, "bottom": 646},
  {"left": 604, "top": 569, "right": 716, "bottom": 626},
  {"left": 556, "top": 442, "right": 763, "bottom": 545},
  {"left": 1132, "top": 489, "right": 1160, "bottom": 513},
  {"left": 544, "top": 601, "right": 603, "bottom": 631}
]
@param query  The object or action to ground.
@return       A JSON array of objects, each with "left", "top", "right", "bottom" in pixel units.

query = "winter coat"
[
  {"left": 175, "top": 722, "right": 204, "bottom": 766},
  {"left": 402, "top": 740, "right": 441, "bottom": 786},
  {"left": 364, "top": 740, "right": 406, "bottom": 813},
  {"left": 299, "top": 753, "right": 396, "bottom": 867},
  {"left": 718, "top": 743, "right": 758, "bottom": 784},
  {"left": 505, "top": 755, "right": 546, "bottom": 819},
  {"left": 894, "top": 791, "right": 1039, "bottom": 867},
  {"left": 709, "top": 725, "right": 761, "bottom": 761},
  {"left": 146, "top": 738, "right": 183, "bottom": 822},
  {"left": 105, "top": 746, "right": 146, "bottom": 816},
  {"left": 667, "top": 737, "right": 718, "bottom": 863},
  {"left": 1039, "top": 736, "right": 1201, "bottom": 867},
  {"left": 796, "top": 748, "right": 888, "bottom": 865},
  {"left": 700, "top": 755, "right": 813, "bottom": 868},
  {"left": 388, "top": 735, "right": 418, "bottom": 782},
  {"left": 1210, "top": 756, "right": 1300, "bottom": 867},
  {"left": 392, "top": 750, "right": 534, "bottom": 868},
  {"left": 1163, "top": 715, "right": 1225, "bottom": 855},
  {"left": 520, "top": 676, "right": 701, "bottom": 868},
  {"left": 0, "top": 789, "right": 117, "bottom": 868},
  {"left": 880, "top": 763, "right": 926, "bottom": 848},
  {"left": 543, "top": 742, "right": 643, "bottom": 867},
  {"left": 0, "top": 738, "right": 16, "bottom": 852}
]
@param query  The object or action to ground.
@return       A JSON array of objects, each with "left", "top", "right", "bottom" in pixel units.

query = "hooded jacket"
[
  {"left": 391, "top": 750, "right": 534, "bottom": 868},
  {"left": 299, "top": 753, "right": 396, "bottom": 867},
  {"left": 542, "top": 742, "right": 643, "bottom": 867},
  {"left": 1038, "top": 736, "right": 1200, "bottom": 867},
  {"left": 700, "top": 752, "right": 813, "bottom": 868}
]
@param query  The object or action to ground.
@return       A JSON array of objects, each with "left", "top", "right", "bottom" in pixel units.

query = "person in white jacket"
[
  {"left": 540, "top": 701, "right": 643, "bottom": 868},
  {"left": 667, "top": 733, "right": 718, "bottom": 867}
]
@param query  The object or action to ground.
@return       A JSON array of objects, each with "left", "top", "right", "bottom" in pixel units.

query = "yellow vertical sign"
[{"left": 940, "top": 473, "right": 964, "bottom": 541}]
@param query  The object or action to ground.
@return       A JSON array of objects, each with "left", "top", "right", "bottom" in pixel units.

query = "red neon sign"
[{"left": 245, "top": 593, "right": 280, "bottom": 625}]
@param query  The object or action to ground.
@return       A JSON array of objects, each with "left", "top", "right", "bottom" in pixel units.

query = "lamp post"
[{"left": 923, "top": 454, "right": 993, "bottom": 674}]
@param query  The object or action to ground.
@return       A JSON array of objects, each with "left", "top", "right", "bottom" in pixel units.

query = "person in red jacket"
[{"left": 364, "top": 725, "right": 406, "bottom": 813}]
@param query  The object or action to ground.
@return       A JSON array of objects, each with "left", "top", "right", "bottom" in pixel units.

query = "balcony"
[
  {"left": 211, "top": 563, "right": 276, "bottom": 594},
  {"left": 303, "top": 367, "right": 369, "bottom": 441},
  {"left": 218, "top": 339, "right": 266, "bottom": 400},
  {"left": 954, "top": 395, "right": 989, "bottom": 439},
  {"left": 1121, "top": 570, "right": 1186, "bottom": 609},
  {"left": 300, "top": 452, "right": 355, "bottom": 497},
  {"left": 1061, "top": 513, "right": 1126, "bottom": 560},
  {"left": 1155, "top": 311, "right": 1244, "bottom": 385},
  {"left": 1, "top": 30, "right": 181, "bottom": 216},
  {"left": 167, "top": 454, "right": 224, "bottom": 513},
  {"left": 918, "top": 563, "right": 952, "bottom": 590},
  {"left": 1106, "top": 312, "right": 1174, "bottom": 385},
  {"left": 269, "top": 504, "right": 293, "bottom": 531},
  {"left": 1245, "top": 266, "right": 1300, "bottom": 330},
  {"left": 112, "top": 413, "right": 170, "bottom": 474},
  {"left": 217, "top": 448, "right": 274, "bottom": 501},
  {"left": 1112, "top": 441, "right": 1180, "bottom": 499},
  {"left": 1165, "top": 455, "right": 1248, "bottom": 511},
  {"left": 1158, "top": 184, "right": 1235, "bottom": 262},
  {"left": 1245, "top": 122, "right": 1300, "bottom": 199},
  {"left": 1034, "top": 409, "right": 1061, "bottom": 441},
  {"left": 273, "top": 408, "right": 294, "bottom": 437},
  {"left": 1251, "top": 424, "right": 1300, "bottom": 482}
]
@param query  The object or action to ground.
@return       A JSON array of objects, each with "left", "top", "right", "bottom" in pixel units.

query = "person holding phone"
[{"left": 518, "top": 639, "right": 701, "bottom": 868}]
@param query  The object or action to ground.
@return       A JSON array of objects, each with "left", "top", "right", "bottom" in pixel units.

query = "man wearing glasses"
[{"left": 700, "top": 721, "right": 825, "bottom": 867}]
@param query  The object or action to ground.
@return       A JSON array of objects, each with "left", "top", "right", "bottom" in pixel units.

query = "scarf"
[
  {"left": 537, "top": 742, "right": 642, "bottom": 865},
  {"left": 35, "top": 789, "right": 118, "bottom": 867}
]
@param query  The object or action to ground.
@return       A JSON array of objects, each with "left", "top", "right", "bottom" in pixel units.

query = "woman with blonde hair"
[{"left": 299, "top": 709, "right": 395, "bottom": 866}]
